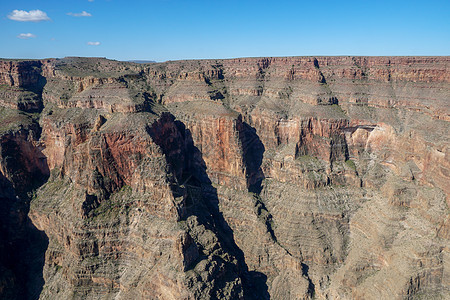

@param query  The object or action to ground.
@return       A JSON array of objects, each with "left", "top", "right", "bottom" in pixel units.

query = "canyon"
[{"left": 0, "top": 56, "right": 448, "bottom": 299}]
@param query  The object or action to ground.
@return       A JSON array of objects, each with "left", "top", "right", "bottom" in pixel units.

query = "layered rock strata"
[{"left": 0, "top": 56, "right": 448, "bottom": 299}]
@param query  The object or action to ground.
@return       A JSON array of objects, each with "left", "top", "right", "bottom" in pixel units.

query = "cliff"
[{"left": 0, "top": 56, "right": 448, "bottom": 299}]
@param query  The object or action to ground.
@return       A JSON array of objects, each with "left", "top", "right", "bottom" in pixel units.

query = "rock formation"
[{"left": 0, "top": 56, "right": 448, "bottom": 299}]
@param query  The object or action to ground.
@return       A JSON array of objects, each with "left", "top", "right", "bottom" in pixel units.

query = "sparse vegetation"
[{"left": 345, "top": 159, "right": 356, "bottom": 170}]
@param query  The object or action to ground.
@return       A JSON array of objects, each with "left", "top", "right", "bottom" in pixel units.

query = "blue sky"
[{"left": 1, "top": 0, "right": 449, "bottom": 61}]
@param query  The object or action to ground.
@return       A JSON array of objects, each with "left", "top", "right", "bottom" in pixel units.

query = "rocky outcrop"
[
  {"left": 0, "top": 56, "right": 448, "bottom": 299},
  {"left": 0, "top": 60, "right": 47, "bottom": 113},
  {"left": 31, "top": 107, "right": 247, "bottom": 299},
  {"left": 0, "top": 60, "right": 43, "bottom": 88}
]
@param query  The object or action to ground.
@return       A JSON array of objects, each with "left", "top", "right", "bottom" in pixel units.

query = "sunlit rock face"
[{"left": 0, "top": 56, "right": 448, "bottom": 299}]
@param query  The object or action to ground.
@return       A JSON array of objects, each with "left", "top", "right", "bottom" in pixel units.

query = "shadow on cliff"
[
  {"left": 0, "top": 135, "right": 50, "bottom": 300},
  {"left": 150, "top": 116, "right": 270, "bottom": 299},
  {"left": 22, "top": 72, "right": 47, "bottom": 113},
  {"left": 181, "top": 120, "right": 269, "bottom": 300},
  {"left": 0, "top": 175, "right": 49, "bottom": 300},
  {"left": 238, "top": 121, "right": 265, "bottom": 195}
]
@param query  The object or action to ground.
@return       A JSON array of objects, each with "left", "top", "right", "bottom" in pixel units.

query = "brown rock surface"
[{"left": 0, "top": 56, "right": 448, "bottom": 299}]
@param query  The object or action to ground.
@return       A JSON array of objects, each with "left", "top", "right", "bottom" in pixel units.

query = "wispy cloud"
[
  {"left": 17, "top": 33, "right": 36, "bottom": 39},
  {"left": 87, "top": 41, "right": 100, "bottom": 46},
  {"left": 88, "top": 0, "right": 94, "bottom": 2},
  {"left": 8, "top": 10, "right": 50, "bottom": 22},
  {"left": 67, "top": 11, "right": 92, "bottom": 17}
]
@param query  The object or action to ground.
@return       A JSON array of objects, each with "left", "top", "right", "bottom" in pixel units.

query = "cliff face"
[{"left": 0, "top": 56, "right": 448, "bottom": 299}]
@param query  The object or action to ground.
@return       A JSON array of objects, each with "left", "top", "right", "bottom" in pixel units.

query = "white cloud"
[
  {"left": 67, "top": 11, "right": 92, "bottom": 17},
  {"left": 17, "top": 33, "right": 36, "bottom": 39},
  {"left": 8, "top": 10, "right": 50, "bottom": 22},
  {"left": 88, "top": 0, "right": 94, "bottom": 2},
  {"left": 87, "top": 41, "right": 100, "bottom": 46}
]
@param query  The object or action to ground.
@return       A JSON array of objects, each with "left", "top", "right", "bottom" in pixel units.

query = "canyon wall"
[{"left": 0, "top": 56, "right": 448, "bottom": 299}]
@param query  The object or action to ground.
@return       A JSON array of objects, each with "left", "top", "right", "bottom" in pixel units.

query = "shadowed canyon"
[{"left": 0, "top": 56, "right": 448, "bottom": 299}]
